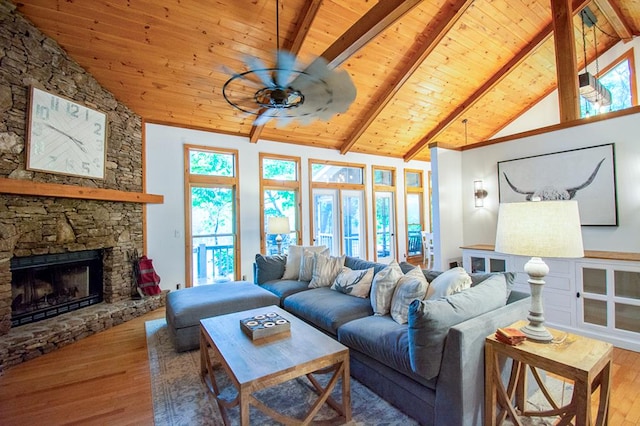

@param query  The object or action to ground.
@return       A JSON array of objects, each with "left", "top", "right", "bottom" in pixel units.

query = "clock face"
[{"left": 27, "top": 86, "right": 107, "bottom": 179}]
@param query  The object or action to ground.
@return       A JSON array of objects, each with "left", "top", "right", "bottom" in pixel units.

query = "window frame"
[
  {"left": 259, "top": 153, "right": 302, "bottom": 254},
  {"left": 183, "top": 144, "right": 240, "bottom": 287}
]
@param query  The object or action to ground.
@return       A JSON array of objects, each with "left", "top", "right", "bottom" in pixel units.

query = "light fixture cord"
[
  {"left": 276, "top": 0, "right": 280, "bottom": 52},
  {"left": 462, "top": 118, "right": 468, "bottom": 145},
  {"left": 581, "top": 16, "right": 588, "bottom": 73}
]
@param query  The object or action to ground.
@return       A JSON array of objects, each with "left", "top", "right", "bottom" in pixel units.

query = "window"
[
  {"left": 581, "top": 49, "right": 637, "bottom": 117},
  {"left": 372, "top": 166, "right": 397, "bottom": 262},
  {"left": 310, "top": 160, "right": 367, "bottom": 257},
  {"left": 184, "top": 145, "right": 239, "bottom": 286},
  {"left": 260, "top": 154, "right": 301, "bottom": 254},
  {"left": 404, "top": 169, "right": 425, "bottom": 261}
]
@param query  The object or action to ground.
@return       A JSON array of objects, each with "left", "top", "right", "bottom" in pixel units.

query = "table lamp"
[
  {"left": 495, "top": 200, "right": 584, "bottom": 342},
  {"left": 267, "top": 216, "right": 290, "bottom": 255}
]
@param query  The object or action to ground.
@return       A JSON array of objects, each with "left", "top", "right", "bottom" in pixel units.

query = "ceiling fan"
[{"left": 222, "top": 0, "right": 356, "bottom": 126}]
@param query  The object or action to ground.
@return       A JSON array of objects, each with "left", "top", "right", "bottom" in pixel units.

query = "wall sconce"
[{"left": 474, "top": 180, "right": 488, "bottom": 207}]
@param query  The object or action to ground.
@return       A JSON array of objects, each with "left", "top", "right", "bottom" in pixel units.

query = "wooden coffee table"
[{"left": 200, "top": 305, "right": 351, "bottom": 425}]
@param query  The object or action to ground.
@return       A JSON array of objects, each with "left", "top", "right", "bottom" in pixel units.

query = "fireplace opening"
[{"left": 11, "top": 250, "right": 104, "bottom": 327}]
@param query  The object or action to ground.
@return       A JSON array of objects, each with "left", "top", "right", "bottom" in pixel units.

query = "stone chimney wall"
[{"left": 0, "top": 3, "right": 146, "bottom": 335}]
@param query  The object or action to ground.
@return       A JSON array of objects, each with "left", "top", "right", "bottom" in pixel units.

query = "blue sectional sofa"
[{"left": 254, "top": 254, "right": 530, "bottom": 426}]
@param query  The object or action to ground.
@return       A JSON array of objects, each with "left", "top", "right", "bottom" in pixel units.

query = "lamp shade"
[
  {"left": 267, "top": 217, "right": 290, "bottom": 235},
  {"left": 495, "top": 201, "right": 584, "bottom": 258}
]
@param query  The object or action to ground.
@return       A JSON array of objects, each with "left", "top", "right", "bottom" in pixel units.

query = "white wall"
[
  {"left": 430, "top": 146, "right": 463, "bottom": 270},
  {"left": 460, "top": 111, "right": 640, "bottom": 252},
  {"left": 145, "top": 123, "right": 430, "bottom": 290}
]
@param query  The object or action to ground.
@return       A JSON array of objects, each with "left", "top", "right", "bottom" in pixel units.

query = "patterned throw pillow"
[
  {"left": 298, "top": 247, "right": 329, "bottom": 281},
  {"left": 425, "top": 267, "right": 472, "bottom": 300},
  {"left": 390, "top": 266, "right": 429, "bottom": 324},
  {"left": 309, "top": 253, "right": 345, "bottom": 288},
  {"left": 281, "top": 245, "right": 327, "bottom": 280},
  {"left": 331, "top": 267, "right": 374, "bottom": 298},
  {"left": 370, "top": 260, "right": 404, "bottom": 316}
]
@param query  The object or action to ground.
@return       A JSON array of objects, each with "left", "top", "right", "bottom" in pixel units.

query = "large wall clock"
[{"left": 26, "top": 86, "right": 107, "bottom": 179}]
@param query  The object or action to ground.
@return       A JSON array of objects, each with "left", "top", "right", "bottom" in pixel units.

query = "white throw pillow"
[
  {"left": 281, "top": 245, "right": 327, "bottom": 280},
  {"left": 390, "top": 266, "right": 429, "bottom": 324},
  {"left": 309, "top": 253, "right": 345, "bottom": 288},
  {"left": 370, "top": 260, "right": 404, "bottom": 316},
  {"left": 331, "top": 267, "right": 374, "bottom": 298},
  {"left": 298, "top": 247, "right": 329, "bottom": 281},
  {"left": 425, "top": 267, "right": 472, "bottom": 300}
]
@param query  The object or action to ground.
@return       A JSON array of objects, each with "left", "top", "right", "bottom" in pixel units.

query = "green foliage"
[{"left": 189, "top": 151, "right": 234, "bottom": 176}]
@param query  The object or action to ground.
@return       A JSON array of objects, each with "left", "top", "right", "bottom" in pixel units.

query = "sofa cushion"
[
  {"left": 331, "top": 266, "right": 374, "bottom": 298},
  {"left": 338, "top": 315, "right": 419, "bottom": 381},
  {"left": 390, "top": 266, "right": 429, "bottom": 324},
  {"left": 400, "top": 261, "right": 442, "bottom": 283},
  {"left": 309, "top": 253, "right": 345, "bottom": 288},
  {"left": 344, "top": 256, "right": 388, "bottom": 276},
  {"left": 259, "top": 279, "right": 310, "bottom": 302},
  {"left": 408, "top": 273, "right": 509, "bottom": 380},
  {"left": 425, "top": 267, "right": 471, "bottom": 300},
  {"left": 283, "top": 287, "right": 373, "bottom": 335},
  {"left": 254, "top": 254, "right": 286, "bottom": 284},
  {"left": 282, "top": 245, "right": 327, "bottom": 280}
]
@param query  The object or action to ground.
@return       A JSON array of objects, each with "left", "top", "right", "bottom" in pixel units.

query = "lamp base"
[
  {"left": 521, "top": 256, "right": 553, "bottom": 343},
  {"left": 520, "top": 322, "right": 553, "bottom": 342}
]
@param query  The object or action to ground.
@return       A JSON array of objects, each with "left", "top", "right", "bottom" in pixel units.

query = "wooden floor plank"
[{"left": 0, "top": 307, "right": 639, "bottom": 425}]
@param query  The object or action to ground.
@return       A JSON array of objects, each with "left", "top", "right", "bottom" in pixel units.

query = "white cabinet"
[
  {"left": 461, "top": 246, "right": 640, "bottom": 352},
  {"left": 576, "top": 260, "right": 640, "bottom": 351},
  {"left": 462, "top": 248, "right": 508, "bottom": 274}
]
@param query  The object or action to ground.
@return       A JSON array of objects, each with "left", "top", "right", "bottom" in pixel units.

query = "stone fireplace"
[{"left": 0, "top": 5, "right": 165, "bottom": 372}]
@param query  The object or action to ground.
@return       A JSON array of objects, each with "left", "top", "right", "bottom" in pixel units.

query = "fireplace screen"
[{"left": 11, "top": 250, "right": 103, "bottom": 326}]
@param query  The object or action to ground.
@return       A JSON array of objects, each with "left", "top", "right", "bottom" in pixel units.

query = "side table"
[{"left": 485, "top": 320, "right": 613, "bottom": 426}]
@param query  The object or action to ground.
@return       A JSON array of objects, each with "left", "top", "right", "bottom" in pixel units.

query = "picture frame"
[
  {"left": 497, "top": 143, "right": 617, "bottom": 226},
  {"left": 26, "top": 86, "right": 107, "bottom": 179}
]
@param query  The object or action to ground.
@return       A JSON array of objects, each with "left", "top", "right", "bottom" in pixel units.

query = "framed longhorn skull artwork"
[{"left": 497, "top": 143, "right": 618, "bottom": 226}]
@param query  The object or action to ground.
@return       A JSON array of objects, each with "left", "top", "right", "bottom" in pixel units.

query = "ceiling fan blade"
[
  {"left": 243, "top": 56, "right": 275, "bottom": 88},
  {"left": 275, "top": 50, "right": 297, "bottom": 87},
  {"left": 254, "top": 108, "right": 279, "bottom": 126}
]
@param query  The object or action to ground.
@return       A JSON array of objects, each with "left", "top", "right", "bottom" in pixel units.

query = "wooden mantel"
[{"left": 0, "top": 177, "right": 163, "bottom": 204}]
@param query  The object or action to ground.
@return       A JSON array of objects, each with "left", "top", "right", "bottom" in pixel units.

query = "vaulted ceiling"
[{"left": 12, "top": 1, "right": 640, "bottom": 161}]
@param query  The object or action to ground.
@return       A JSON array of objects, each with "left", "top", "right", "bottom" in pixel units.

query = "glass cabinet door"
[{"left": 578, "top": 264, "right": 640, "bottom": 334}]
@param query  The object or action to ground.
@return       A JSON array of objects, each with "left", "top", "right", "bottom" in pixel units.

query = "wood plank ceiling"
[{"left": 11, "top": 0, "right": 640, "bottom": 161}]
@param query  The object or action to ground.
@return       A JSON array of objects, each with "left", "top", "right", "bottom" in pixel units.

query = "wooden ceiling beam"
[
  {"left": 593, "top": 0, "right": 634, "bottom": 41},
  {"left": 403, "top": 0, "right": 590, "bottom": 161},
  {"left": 339, "top": 0, "right": 474, "bottom": 155},
  {"left": 249, "top": 0, "right": 322, "bottom": 143},
  {"left": 552, "top": 0, "right": 580, "bottom": 123},
  {"left": 322, "top": 0, "right": 423, "bottom": 69},
  {"left": 250, "top": 0, "right": 423, "bottom": 143}
]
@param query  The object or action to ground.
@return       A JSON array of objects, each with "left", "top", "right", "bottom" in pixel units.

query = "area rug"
[
  {"left": 145, "top": 318, "right": 418, "bottom": 425},
  {"left": 146, "top": 319, "right": 574, "bottom": 426}
]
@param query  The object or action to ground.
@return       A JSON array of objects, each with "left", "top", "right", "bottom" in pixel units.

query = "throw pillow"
[
  {"left": 390, "top": 266, "right": 429, "bottom": 324},
  {"left": 281, "top": 245, "right": 327, "bottom": 280},
  {"left": 425, "top": 267, "right": 472, "bottom": 300},
  {"left": 331, "top": 267, "right": 374, "bottom": 298},
  {"left": 298, "top": 247, "right": 329, "bottom": 282},
  {"left": 407, "top": 273, "right": 509, "bottom": 380},
  {"left": 254, "top": 253, "right": 286, "bottom": 284},
  {"left": 309, "top": 253, "right": 345, "bottom": 288},
  {"left": 370, "top": 260, "right": 404, "bottom": 316}
]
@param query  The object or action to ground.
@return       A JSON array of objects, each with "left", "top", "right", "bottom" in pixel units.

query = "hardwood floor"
[{"left": 0, "top": 307, "right": 639, "bottom": 425}]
